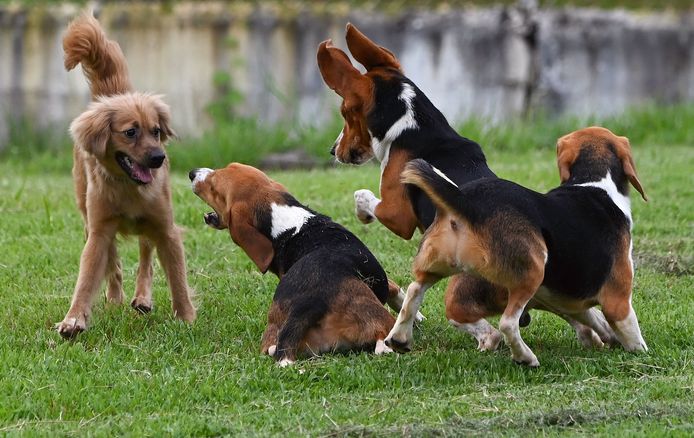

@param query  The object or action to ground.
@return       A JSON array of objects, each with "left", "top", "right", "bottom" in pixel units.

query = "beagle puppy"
[
  {"left": 386, "top": 127, "right": 648, "bottom": 366},
  {"left": 317, "top": 23, "right": 546, "bottom": 351},
  {"left": 190, "top": 163, "right": 412, "bottom": 366}
]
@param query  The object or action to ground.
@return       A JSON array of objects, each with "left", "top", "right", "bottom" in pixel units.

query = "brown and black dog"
[
  {"left": 189, "top": 163, "right": 417, "bottom": 366},
  {"left": 389, "top": 127, "right": 648, "bottom": 366},
  {"left": 317, "top": 23, "right": 566, "bottom": 351},
  {"left": 56, "top": 12, "right": 196, "bottom": 337}
]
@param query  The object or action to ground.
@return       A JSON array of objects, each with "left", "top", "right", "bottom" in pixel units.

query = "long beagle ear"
[
  {"left": 151, "top": 95, "right": 178, "bottom": 144},
  {"left": 345, "top": 23, "right": 401, "bottom": 72},
  {"left": 615, "top": 136, "right": 647, "bottom": 201},
  {"left": 317, "top": 39, "right": 363, "bottom": 98},
  {"left": 69, "top": 104, "right": 111, "bottom": 157},
  {"left": 556, "top": 136, "right": 579, "bottom": 183},
  {"left": 228, "top": 204, "right": 274, "bottom": 273}
]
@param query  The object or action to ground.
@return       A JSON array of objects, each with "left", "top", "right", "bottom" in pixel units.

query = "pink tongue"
[{"left": 131, "top": 162, "right": 153, "bottom": 184}]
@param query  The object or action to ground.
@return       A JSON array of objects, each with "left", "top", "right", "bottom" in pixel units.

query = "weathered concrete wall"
[{"left": 0, "top": 2, "right": 692, "bottom": 145}]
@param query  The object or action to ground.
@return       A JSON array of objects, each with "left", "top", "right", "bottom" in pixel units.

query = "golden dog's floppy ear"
[
  {"left": 615, "top": 136, "right": 647, "bottom": 201},
  {"left": 228, "top": 204, "right": 274, "bottom": 273},
  {"left": 151, "top": 95, "right": 177, "bottom": 143},
  {"left": 69, "top": 104, "right": 111, "bottom": 157},
  {"left": 345, "top": 23, "right": 401, "bottom": 72},
  {"left": 317, "top": 39, "right": 364, "bottom": 98}
]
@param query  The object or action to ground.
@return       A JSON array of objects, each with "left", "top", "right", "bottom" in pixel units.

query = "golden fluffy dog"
[{"left": 56, "top": 12, "right": 196, "bottom": 338}]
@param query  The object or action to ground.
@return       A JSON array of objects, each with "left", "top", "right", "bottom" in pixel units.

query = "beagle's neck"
[
  {"left": 368, "top": 77, "right": 484, "bottom": 171},
  {"left": 577, "top": 171, "right": 632, "bottom": 227},
  {"left": 564, "top": 148, "right": 631, "bottom": 199},
  {"left": 567, "top": 150, "right": 633, "bottom": 227}
]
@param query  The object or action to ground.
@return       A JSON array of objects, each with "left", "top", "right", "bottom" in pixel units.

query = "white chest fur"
[{"left": 270, "top": 203, "right": 314, "bottom": 238}]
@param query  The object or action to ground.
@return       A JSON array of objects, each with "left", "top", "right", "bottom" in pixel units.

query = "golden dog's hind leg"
[
  {"left": 131, "top": 237, "right": 154, "bottom": 313},
  {"left": 57, "top": 226, "right": 117, "bottom": 338},
  {"left": 153, "top": 227, "right": 196, "bottom": 322},
  {"left": 105, "top": 240, "right": 124, "bottom": 304}
]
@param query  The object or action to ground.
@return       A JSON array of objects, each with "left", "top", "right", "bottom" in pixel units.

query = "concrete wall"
[{"left": 0, "top": 2, "right": 692, "bottom": 145}]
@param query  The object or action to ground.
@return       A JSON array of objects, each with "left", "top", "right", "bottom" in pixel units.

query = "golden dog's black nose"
[
  {"left": 148, "top": 150, "right": 166, "bottom": 168},
  {"left": 188, "top": 169, "right": 198, "bottom": 181}
]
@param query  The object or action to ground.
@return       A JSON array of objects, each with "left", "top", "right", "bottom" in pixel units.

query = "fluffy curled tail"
[
  {"left": 401, "top": 158, "right": 466, "bottom": 219},
  {"left": 63, "top": 12, "right": 132, "bottom": 98}
]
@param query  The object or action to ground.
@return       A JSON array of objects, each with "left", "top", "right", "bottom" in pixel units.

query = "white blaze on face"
[
  {"left": 191, "top": 168, "right": 214, "bottom": 190},
  {"left": 578, "top": 171, "right": 632, "bottom": 228},
  {"left": 270, "top": 203, "right": 315, "bottom": 238},
  {"left": 333, "top": 129, "right": 344, "bottom": 150}
]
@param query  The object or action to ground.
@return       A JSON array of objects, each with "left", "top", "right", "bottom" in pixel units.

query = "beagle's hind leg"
[
  {"left": 386, "top": 279, "right": 425, "bottom": 323},
  {"left": 385, "top": 279, "right": 435, "bottom": 353},
  {"left": 445, "top": 274, "right": 505, "bottom": 351},
  {"left": 274, "top": 307, "right": 324, "bottom": 367},
  {"left": 261, "top": 301, "right": 286, "bottom": 358},
  {"left": 300, "top": 280, "right": 397, "bottom": 358}
]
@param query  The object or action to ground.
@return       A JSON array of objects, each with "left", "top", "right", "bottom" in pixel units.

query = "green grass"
[{"left": 0, "top": 133, "right": 692, "bottom": 435}]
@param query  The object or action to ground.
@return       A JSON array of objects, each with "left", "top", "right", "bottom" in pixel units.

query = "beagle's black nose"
[
  {"left": 330, "top": 144, "right": 336, "bottom": 156},
  {"left": 188, "top": 169, "right": 198, "bottom": 181}
]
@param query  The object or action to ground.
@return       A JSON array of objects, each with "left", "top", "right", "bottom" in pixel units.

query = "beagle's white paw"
[
  {"left": 354, "top": 189, "right": 379, "bottom": 224},
  {"left": 374, "top": 339, "right": 394, "bottom": 355}
]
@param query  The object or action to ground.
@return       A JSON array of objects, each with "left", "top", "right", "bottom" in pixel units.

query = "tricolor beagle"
[
  {"left": 317, "top": 23, "right": 543, "bottom": 349},
  {"left": 190, "top": 163, "right": 415, "bottom": 366},
  {"left": 387, "top": 127, "right": 648, "bottom": 366}
]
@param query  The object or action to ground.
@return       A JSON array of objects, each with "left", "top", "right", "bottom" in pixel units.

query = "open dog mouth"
[
  {"left": 204, "top": 212, "right": 225, "bottom": 230},
  {"left": 116, "top": 152, "right": 154, "bottom": 184}
]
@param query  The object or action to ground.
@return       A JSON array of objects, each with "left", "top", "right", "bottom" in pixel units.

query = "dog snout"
[
  {"left": 147, "top": 149, "right": 166, "bottom": 168},
  {"left": 330, "top": 144, "right": 336, "bottom": 156},
  {"left": 189, "top": 169, "right": 199, "bottom": 181}
]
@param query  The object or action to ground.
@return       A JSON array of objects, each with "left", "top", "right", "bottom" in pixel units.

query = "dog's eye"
[
  {"left": 124, "top": 128, "right": 137, "bottom": 138},
  {"left": 152, "top": 128, "right": 161, "bottom": 138}
]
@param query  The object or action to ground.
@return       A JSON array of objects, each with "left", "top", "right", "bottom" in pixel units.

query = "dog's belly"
[
  {"left": 530, "top": 286, "right": 598, "bottom": 315},
  {"left": 115, "top": 215, "right": 152, "bottom": 236}
]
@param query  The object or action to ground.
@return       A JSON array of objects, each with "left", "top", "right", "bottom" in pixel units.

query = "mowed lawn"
[{"left": 0, "top": 143, "right": 692, "bottom": 436}]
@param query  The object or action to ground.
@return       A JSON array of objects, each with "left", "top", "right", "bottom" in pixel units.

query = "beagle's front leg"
[
  {"left": 354, "top": 149, "right": 420, "bottom": 239},
  {"left": 354, "top": 189, "right": 380, "bottom": 224}
]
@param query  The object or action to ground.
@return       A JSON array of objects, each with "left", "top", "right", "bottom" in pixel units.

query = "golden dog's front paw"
[
  {"left": 106, "top": 289, "right": 125, "bottom": 305},
  {"left": 130, "top": 296, "right": 153, "bottom": 314},
  {"left": 173, "top": 305, "right": 197, "bottom": 323},
  {"left": 56, "top": 316, "right": 87, "bottom": 339}
]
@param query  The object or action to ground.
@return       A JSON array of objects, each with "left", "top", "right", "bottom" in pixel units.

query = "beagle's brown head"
[
  {"left": 190, "top": 163, "right": 286, "bottom": 273},
  {"left": 556, "top": 126, "right": 647, "bottom": 201},
  {"left": 317, "top": 23, "right": 402, "bottom": 164}
]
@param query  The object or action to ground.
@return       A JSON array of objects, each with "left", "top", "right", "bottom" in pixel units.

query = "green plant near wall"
[{"left": 206, "top": 71, "right": 246, "bottom": 125}]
